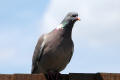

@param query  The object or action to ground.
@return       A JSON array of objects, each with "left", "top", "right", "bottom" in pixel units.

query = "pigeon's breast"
[{"left": 39, "top": 33, "right": 73, "bottom": 72}]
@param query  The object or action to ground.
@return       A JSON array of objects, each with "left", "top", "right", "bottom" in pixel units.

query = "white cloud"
[{"left": 41, "top": 12, "right": 59, "bottom": 33}]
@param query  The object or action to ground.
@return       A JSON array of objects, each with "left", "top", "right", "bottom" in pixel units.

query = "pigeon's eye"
[{"left": 72, "top": 15, "right": 76, "bottom": 17}]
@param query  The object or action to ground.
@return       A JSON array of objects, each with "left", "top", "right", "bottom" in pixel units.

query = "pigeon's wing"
[
  {"left": 68, "top": 41, "right": 74, "bottom": 63},
  {"left": 31, "top": 34, "right": 46, "bottom": 74}
]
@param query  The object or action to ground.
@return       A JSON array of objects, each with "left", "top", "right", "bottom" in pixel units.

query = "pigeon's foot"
[{"left": 45, "top": 71, "right": 61, "bottom": 80}]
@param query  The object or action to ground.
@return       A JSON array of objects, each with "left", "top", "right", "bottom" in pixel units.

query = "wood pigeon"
[{"left": 31, "top": 12, "right": 80, "bottom": 79}]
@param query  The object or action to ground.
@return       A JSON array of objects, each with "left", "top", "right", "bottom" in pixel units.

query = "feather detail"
[{"left": 56, "top": 24, "right": 64, "bottom": 30}]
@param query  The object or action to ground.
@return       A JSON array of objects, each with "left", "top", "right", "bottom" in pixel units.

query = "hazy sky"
[{"left": 0, "top": 0, "right": 120, "bottom": 74}]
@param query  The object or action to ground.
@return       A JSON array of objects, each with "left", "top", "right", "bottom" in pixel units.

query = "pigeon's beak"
[{"left": 76, "top": 17, "right": 80, "bottom": 21}]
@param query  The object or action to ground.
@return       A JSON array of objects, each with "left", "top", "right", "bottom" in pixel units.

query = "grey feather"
[{"left": 31, "top": 35, "right": 46, "bottom": 73}]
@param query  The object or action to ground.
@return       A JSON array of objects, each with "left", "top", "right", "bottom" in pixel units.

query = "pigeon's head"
[{"left": 62, "top": 12, "right": 80, "bottom": 24}]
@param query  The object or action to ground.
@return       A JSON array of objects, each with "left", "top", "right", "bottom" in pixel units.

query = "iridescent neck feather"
[{"left": 56, "top": 22, "right": 67, "bottom": 30}]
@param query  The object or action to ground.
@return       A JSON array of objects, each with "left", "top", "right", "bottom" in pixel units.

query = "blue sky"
[
  {"left": 0, "top": 0, "right": 50, "bottom": 73},
  {"left": 0, "top": 0, "right": 120, "bottom": 74}
]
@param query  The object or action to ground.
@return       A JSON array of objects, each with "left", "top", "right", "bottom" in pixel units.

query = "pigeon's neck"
[
  {"left": 56, "top": 21, "right": 74, "bottom": 38},
  {"left": 56, "top": 21, "right": 74, "bottom": 29}
]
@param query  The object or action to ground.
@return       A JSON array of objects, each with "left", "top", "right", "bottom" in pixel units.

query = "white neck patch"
[{"left": 56, "top": 24, "right": 64, "bottom": 30}]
